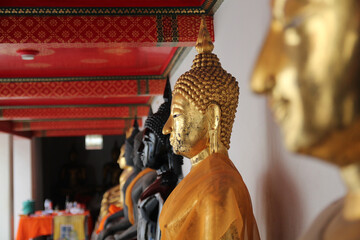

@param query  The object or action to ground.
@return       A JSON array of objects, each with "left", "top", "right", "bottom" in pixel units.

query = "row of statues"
[
  {"left": 94, "top": 19, "right": 261, "bottom": 240},
  {"left": 92, "top": 79, "right": 184, "bottom": 240},
  {"left": 96, "top": 0, "right": 360, "bottom": 237}
]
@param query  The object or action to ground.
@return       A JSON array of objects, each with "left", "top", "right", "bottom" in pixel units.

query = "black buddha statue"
[
  {"left": 137, "top": 101, "right": 182, "bottom": 240},
  {"left": 137, "top": 79, "right": 183, "bottom": 240}
]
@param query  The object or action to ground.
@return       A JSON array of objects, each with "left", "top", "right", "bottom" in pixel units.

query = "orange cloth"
[
  {"left": 125, "top": 168, "right": 155, "bottom": 224},
  {"left": 16, "top": 212, "right": 91, "bottom": 240},
  {"left": 16, "top": 215, "right": 53, "bottom": 240},
  {"left": 96, "top": 204, "right": 123, "bottom": 234},
  {"left": 159, "top": 153, "right": 260, "bottom": 240}
]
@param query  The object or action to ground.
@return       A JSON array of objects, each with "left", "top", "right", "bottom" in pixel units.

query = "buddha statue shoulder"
[{"left": 159, "top": 19, "right": 260, "bottom": 240}]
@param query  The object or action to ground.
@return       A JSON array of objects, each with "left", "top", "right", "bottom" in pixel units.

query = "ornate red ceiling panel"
[
  {"left": 0, "top": 16, "right": 213, "bottom": 46},
  {"left": 0, "top": 96, "right": 151, "bottom": 106},
  {"left": 0, "top": 105, "right": 149, "bottom": 120},
  {"left": 0, "top": 0, "right": 223, "bottom": 15},
  {"left": 33, "top": 129, "right": 125, "bottom": 137},
  {"left": 0, "top": 79, "right": 165, "bottom": 98},
  {"left": 13, "top": 118, "right": 142, "bottom": 131}
]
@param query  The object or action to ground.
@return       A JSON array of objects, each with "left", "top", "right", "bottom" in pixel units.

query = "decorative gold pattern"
[
  {"left": 0, "top": 7, "right": 207, "bottom": 16},
  {"left": 0, "top": 0, "right": 223, "bottom": 16}
]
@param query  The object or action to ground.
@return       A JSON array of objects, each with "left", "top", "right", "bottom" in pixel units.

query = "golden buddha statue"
[
  {"left": 160, "top": 19, "right": 260, "bottom": 240},
  {"left": 99, "top": 144, "right": 134, "bottom": 219},
  {"left": 92, "top": 144, "right": 135, "bottom": 239},
  {"left": 251, "top": 0, "right": 360, "bottom": 239}
]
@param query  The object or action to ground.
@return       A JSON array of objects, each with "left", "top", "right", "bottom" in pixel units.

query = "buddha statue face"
[
  {"left": 133, "top": 130, "right": 146, "bottom": 169},
  {"left": 251, "top": 0, "right": 360, "bottom": 163},
  {"left": 163, "top": 93, "right": 210, "bottom": 159},
  {"left": 139, "top": 128, "right": 166, "bottom": 169},
  {"left": 117, "top": 144, "right": 126, "bottom": 169}
]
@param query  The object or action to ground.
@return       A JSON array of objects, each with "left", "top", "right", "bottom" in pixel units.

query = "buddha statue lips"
[{"left": 160, "top": 19, "right": 260, "bottom": 240}]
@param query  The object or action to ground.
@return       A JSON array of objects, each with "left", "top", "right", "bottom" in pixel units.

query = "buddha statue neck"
[{"left": 190, "top": 143, "right": 228, "bottom": 168}]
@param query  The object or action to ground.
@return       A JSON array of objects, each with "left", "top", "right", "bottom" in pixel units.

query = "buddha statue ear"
[{"left": 207, "top": 103, "right": 221, "bottom": 154}]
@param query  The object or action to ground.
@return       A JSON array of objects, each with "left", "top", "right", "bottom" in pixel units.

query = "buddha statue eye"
[{"left": 173, "top": 114, "right": 181, "bottom": 118}]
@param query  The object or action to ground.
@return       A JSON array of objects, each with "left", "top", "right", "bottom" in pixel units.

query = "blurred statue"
[
  {"left": 98, "top": 130, "right": 157, "bottom": 240},
  {"left": 251, "top": 0, "right": 360, "bottom": 239},
  {"left": 92, "top": 143, "right": 136, "bottom": 240},
  {"left": 102, "top": 141, "right": 122, "bottom": 190},
  {"left": 98, "top": 118, "right": 156, "bottom": 240},
  {"left": 160, "top": 19, "right": 260, "bottom": 240},
  {"left": 137, "top": 80, "right": 183, "bottom": 240}
]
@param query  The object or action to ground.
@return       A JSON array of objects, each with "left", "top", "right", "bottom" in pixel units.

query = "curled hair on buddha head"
[
  {"left": 125, "top": 118, "right": 140, "bottom": 166},
  {"left": 173, "top": 18, "right": 239, "bottom": 149},
  {"left": 144, "top": 85, "right": 172, "bottom": 147},
  {"left": 133, "top": 130, "right": 145, "bottom": 169}
]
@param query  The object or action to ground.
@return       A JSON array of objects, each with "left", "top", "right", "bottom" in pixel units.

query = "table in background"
[{"left": 16, "top": 211, "right": 92, "bottom": 240}]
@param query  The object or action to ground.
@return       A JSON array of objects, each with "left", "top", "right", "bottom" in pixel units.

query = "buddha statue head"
[
  {"left": 125, "top": 118, "right": 140, "bottom": 167},
  {"left": 163, "top": 19, "right": 239, "bottom": 161},
  {"left": 133, "top": 130, "right": 146, "bottom": 169},
  {"left": 118, "top": 144, "right": 127, "bottom": 169},
  {"left": 141, "top": 100, "right": 171, "bottom": 169},
  {"left": 251, "top": 0, "right": 360, "bottom": 166}
]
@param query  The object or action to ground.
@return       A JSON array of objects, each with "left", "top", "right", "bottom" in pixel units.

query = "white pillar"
[
  {"left": 13, "top": 136, "right": 32, "bottom": 239},
  {"left": 0, "top": 133, "right": 13, "bottom": 240}
]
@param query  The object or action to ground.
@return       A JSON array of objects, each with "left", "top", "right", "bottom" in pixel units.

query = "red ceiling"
[
  {"left": 0, "top": 46, "right": 177, "bottom": 78},
  {"left": 0, "top": 0, "right": 221, "bottom": 137}
]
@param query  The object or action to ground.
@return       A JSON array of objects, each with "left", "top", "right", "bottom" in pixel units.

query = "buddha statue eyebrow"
[{"left": 171, "top": 103, "right": 185, "bottom": 111}]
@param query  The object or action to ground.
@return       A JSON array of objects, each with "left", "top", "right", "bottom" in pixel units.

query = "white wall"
[
  {"left": 164, "top": 0, "right": 346, "bottom": 239},
  {"left": 13, "top": 136, "right": 32, "bottom": 239},
  {"left": 0, "top": 133, "right": 13, "bottom": 240}
]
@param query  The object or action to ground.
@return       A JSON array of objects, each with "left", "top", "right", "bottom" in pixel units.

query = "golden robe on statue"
[{"left": 159, "top": 153, "right": 260, "bottom": 240}]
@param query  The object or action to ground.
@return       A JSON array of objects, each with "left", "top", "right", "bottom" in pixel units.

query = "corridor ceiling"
[{"left": 0, "top": 0, "right": 221, "bottom": 138}]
